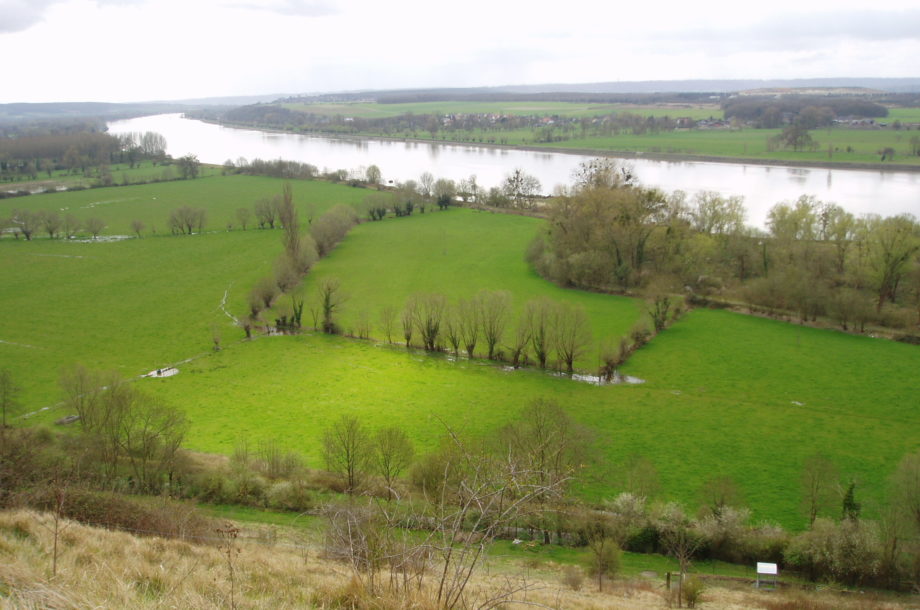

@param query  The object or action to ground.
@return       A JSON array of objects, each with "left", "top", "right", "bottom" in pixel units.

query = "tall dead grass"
[{"left": 0, "top": 509, "right": 916, "bottom": 609}]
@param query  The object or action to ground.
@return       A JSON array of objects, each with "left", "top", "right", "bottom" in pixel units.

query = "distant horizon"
[{"left": 4, "top": 76, "right": 920, "bottom": 108}]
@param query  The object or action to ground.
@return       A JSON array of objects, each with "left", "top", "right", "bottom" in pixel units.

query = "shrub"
[
  {"left": 784, "top": 518, "right": 880, "bottom": 586},
  {"left": 28, "top": 488, "right": 213, "bottom": 542},
  {"left": 561, "top": 565, "right": 584, "bottom": 591},
  {"left": 266, "top": 480, "right": 315, "bottom": 512},
  {"left": 682, "top": 574, "right": 705, "bottom": 608}
]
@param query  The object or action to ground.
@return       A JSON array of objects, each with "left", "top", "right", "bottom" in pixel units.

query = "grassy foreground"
[{"left": 8, "top": 509, "right": 913, "bottom": 609}]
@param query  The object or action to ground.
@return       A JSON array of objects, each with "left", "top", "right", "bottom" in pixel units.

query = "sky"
[{"left": 1, "top": 0, "right": 919, "bottom": 104}]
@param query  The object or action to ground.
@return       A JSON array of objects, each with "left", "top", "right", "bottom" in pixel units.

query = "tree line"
[
  {"left": 529, "top": 159, "right": 920, "bottom": 337},
  {"left": 0, "top": 130, "right": 170, "bottom": 183}
]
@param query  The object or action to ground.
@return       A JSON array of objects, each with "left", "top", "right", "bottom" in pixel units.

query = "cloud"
[
  {"left": 224, "top": 0, "right": 338, "bottom": 17},
  {"left": 0, "top": 0, "right": 65, "bottom": 33},
  {"left": 657, "top": 9, "right": 920, "bottom": 53}
]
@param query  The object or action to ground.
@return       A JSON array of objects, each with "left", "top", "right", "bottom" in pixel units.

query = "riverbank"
[{"left": 198, "top": 116, "right": 920, "bottom": 174}]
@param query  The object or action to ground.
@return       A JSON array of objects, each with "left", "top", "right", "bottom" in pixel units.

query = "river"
[{"left": 108, "top": 113, "right": 920, "bottom": 227}]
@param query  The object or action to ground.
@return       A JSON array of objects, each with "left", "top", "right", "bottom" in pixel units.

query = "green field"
[
  {"left": 0, "top": 174, "right": 369, "bottom": 236},
  {"left": 3, "top": 176, "right": 918, "bottom": 531},
  {"left": 0, "top": 161, "right": 221, "bottom": 192},
  {"left": 275, "top": 100, "right": 920, "bottom": 166},
  {"left": 385, "top": 126, "right": 920, "bottom": 166},
  {"left": 303, "top": 209, "right": 642, "bottom": 366}
]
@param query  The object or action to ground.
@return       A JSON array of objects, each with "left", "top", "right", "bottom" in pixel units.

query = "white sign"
[{"left": 757, "top": 562, "right": 778, "bottom": 575}]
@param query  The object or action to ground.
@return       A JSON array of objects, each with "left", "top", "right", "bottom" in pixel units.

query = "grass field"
[
  {"left": 378, "top": 126, "right": 920, "bottom": 166},
  {"left": 276, "top": 100, "right": 920, "bottom": 166},
  {"left": 135, "top": 312, "right": 917, "bottom": 528},
  {"left": 0, "top": 161, "right": 221, "bottom": 192},
  {"left": 0, "top": 174, "right": 370, "bottom": 236},
  {"left": 301, "top": 208, "right": 642, "bottom": 366},
  {"left": 3, "top": 176, "right": 918, "bottom": 531}
]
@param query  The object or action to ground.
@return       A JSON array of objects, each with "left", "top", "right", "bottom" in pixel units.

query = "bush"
[
  {"left": 266, "top": 480, "right": 315, "bottom": 512},
  {"left": 682, "top": 574, "right": 705, "bottom": 608},
  {"left": 561, "top": 565, "right": 584, "bottom": 591},
  {"left": 28, "top": 487, "right": 213, "bottom": 542},
  {"left": 784, "top": 518, "right": 880, "bottom": 586}
]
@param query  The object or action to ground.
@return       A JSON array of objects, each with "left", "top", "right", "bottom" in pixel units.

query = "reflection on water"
[{"left": 108, "top": 113, "right": 920, "bottom": 227}]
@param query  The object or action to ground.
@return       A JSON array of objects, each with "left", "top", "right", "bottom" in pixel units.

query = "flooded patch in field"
[
  {"left": 71, "top": 235, "right": 133, "bottom": 243},
  {"left": 81, "top": 197, "right": 137, "bottom": 209},
  {"left": 0, "top": 339, "right": 39, "bottom": 349},
  {"left": 554, "top": 371, "right": 646, "bottom": 386},
  {"left": 27, "top": 252, "right": 88, "bottom": 259},
  {"left": 145, "top": 367, "right": 179, "bottom": 378}
]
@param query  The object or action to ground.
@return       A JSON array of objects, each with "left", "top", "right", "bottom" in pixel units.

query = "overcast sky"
[{"left": 2, "top": 0, "right": 919, "bottom": 103}]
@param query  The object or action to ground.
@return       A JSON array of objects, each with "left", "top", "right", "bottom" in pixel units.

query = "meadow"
[
  {"left": 0, "top": 173, "right": 369, "bottom": 236},
  {"left": 3, "top": 175, "right": 918, "bottom": 531},
  {"left": 302, "top": 209, "right": 642, "bottom": 364},
  {"left": 278, "top": 100, "right": 920, "bottom": 166}
]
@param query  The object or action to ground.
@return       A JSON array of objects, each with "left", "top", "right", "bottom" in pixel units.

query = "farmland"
[
  {"left": 3, "top": 173, "right": 918, "bottom": 532},
  {"left": 233, "top": 99, "right": 920, "bottom": 167}
]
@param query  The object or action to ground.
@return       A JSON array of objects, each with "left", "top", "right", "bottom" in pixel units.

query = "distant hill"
[
  {"left": 278, "top": 78, "right": 920, "bottom": 105},
  {"left": 0, "top": 101, "right": 185, "bottom": 124},
  {"left": 487, "top": 78, "right": 920, "bottom": 94}
]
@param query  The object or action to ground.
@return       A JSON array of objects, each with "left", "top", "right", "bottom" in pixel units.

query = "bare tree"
[
  {"left": 11, "top": 209, "right": 39, "bottom": 240},
  {"left": 698, "top": 475, "right": 743, "bottom": 519},
  {"left": 576, "top": 514, "right": 620, "bottom": 592},
  {"left": 801, "top": 453, "right": 840, "bottom": 527},
  {"left": 477, "top": 290, "right": 511, "bottom": 360},
  {"left": 278, "top": 182, "right": 300, "bottom": 260},
  {"left": 442, "top": 304, "right": 461, "bottom": 355},
  {"left": 0, "top": 368, "right": 19, "bottom": 429},
  {"left": 254, "top": 196, "right": 278, "bottom": 229},
  {"left": 501, "top": 168, "right": 542, "bottom": 209},
  {"left": 505, "top": 318, "right": 531, "bottom": 367},
  {"left": 130, "top": 219, "right": 145, "bottom": 237},
  {"left": 553, "top": 303, "right": 592, "bottom": 372},
  {"left": 236, "top": 207, "right": 251, "bottom": 230},
  {"left": 61, "top": 213, "right": 81, "bottom": 239},
  {"left": 380, "top": 305, "right": 397, "bottom": 344},
  {"left": 59, "top": 366, "right": 185, "bottom": 490},
  {"left": 524, "top": 297, "right": 554, "bottom": 368},
  {"left": 373, "top": 427, "right": 414, "bottom": 501},
  {"left": 323, "top": 415, "right": 371, "bottom": 494},
  {"left": 891, "top": 450, "right": 920, "bottom": 527},
  {"left": 167, "top": 206, "right": 205, "bottom": 235},
  {"left": 456, "top": 297, "right": 479, "bottom": 359},
  {"left": 621, "top": 454, "right": 661, "bottom": 501},
  {"left": 40, "top": 210, "right": 62, "bottom": 239},
  {"left": 365, "top": 164, "right": 382, "bottom": 187},
  {"left": 273, "top": 257, "right": 301, "bottom": 295},
  {"left": 311, "top": 204, "right": 358, "bottom": 257},
  {"left": 410, "top": 293, "right": 448, "bottom": 351},
  {"left": 84, "top": 216, "right": 106, "bottom": 239},
  {"left": 401, "top": 298, "right": 416, "bottom": 347},
  {"left": 251, "top": 276, "right": 279, "bottom": 310},
  {"left": 499, "top": 398, "right": 591, "bottom": 543},
  {"left": 418, "top": 171, "right": 434, "bottom": 200},
  {"left": 656, "top": 503, "right": 704, "bottom": 607}
]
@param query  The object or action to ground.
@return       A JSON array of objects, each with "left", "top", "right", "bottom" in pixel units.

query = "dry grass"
[{"left": 1, "top": 509, "right": 917, "bottom": 609}]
